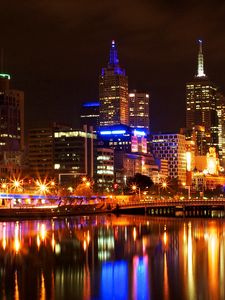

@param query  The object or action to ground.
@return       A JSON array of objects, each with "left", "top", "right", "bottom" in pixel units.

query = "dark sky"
[{"left": 1, "top": 0, "right": 225, "bottom": 133}]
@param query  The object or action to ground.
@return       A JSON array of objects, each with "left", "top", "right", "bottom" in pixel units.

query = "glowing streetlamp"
[
  {"left": 132, "top": 184, "right": 141, "bottom": 200},
  {"left": 162, "top": 182, "right": 167, "bottom": 189},
  {"left": 50, "top": 180, "right": 55, "bottom": 187},
  {"left": 36, "top": 180, "right": 49, "bottom": 194},
  {"left": 40, "top": 184, "right": 48, "bottom": 193},
  {"left": 1, "top": 183, "right": 7, "bottom": 190},
  {"left": 11, "top": 179, "right": 24, "bottom": 191},
  {"left": 68, "top": 186, "right": 73, "bottom": 193},
  {"left": 86, "top": 181, "right": 91, "bottom": 188},
  {"left": 82, "top": 177, "right": 87, "bottom": 183},
  {"left": 158, "top": 181, "right": 167, "bottom": 199}
]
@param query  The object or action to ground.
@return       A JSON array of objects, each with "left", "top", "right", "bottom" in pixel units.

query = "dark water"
[{"left": 0, "top": 215, "right": 225, "bottom": 300}]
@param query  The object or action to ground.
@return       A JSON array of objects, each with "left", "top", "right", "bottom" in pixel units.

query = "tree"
[
  {"left": 74, "top": 182, "right": 93, "bottom": 198},
  {"left": 127, "top": 173, "right": 153, "bottom": 191}
]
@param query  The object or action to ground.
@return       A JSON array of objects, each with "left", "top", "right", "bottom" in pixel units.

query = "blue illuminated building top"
[
  {"left": 109, "top": 40, "right": 119, "bottom": 66},
  {"left": 98, "top": 124, "right": 147, "bottom": 137},
  {"left": 101, "top": 40, "right": 126, "bottom": 76},
  {"left": 83, "top": 101, "right": 100, "bottom": 108}
]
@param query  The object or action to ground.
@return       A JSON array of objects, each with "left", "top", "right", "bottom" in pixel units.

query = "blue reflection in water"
[
  {"left": 101, "top": 260, "right": 128, "bottom": 300},
  {"left": 134, "top": 256, "right": 149, "bottom": 300}
]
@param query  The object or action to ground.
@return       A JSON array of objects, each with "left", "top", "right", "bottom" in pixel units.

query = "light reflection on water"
[{"left": 0, "top": 215, "right": 224, "bottom": 299}]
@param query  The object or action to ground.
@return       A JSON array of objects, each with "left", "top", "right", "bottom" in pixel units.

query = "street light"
[
  {"left": 36, "top": 180, "right": 49, "bottom": 194},
  {"left": 132, "top": 184, "right": 141, "bottom": 200},
  {"left": 82, "top": 177, "right": 87, "bottom": 183},
  {"left": 50, "top": 180, "right": 55, "bottom": 187},
  {"left": 158, "top": 181, "right": 167, "bottom": 199},
  {"left": 85, "top": 181, "right": 91, "bottom": 188},
  {"left": 162, "top": 182, "right": 167, "bottom": 189},
  {"left": 11, "top": 179, "right": 23, "bottom": 192}
]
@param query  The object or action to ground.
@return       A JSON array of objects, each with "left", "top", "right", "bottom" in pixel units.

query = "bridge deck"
[{"left": 115, "top": 198, "right": 225, "bottom": 210}]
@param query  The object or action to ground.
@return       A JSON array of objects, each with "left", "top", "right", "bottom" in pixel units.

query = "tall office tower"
[
  {"left": 186, "top": 40, "right": 219, "bottom": 154},
  {"left": 129, "top": 90, "right": 150, "bottom": 132},
  {"left": 80, "top": 101, "right": 99, "bottom": 132},
  {"left": 0, "top": 73, "right": 24, "bottom": 177},
  {"left": 99, "top": 40, "right": 129, "bottom": 126}
]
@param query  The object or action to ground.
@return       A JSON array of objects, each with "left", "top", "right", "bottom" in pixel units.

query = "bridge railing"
[{"left": 115, "top": 197, "right": 225, "bottom": 207}]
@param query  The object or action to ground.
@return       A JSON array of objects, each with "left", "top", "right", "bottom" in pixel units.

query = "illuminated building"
[
  {"left": 129, "top": 90, "right": 150, "bottom": 132},
  {"left": 192, "top": 147, "right": 225, "bottom": 191},
  {"left": 28, "top": 127, "right": 54, "bottom": 178},
  {"left": 194, "top": 147, "right": 220, "bottom": 175},
  {"left": 99, "top": 40, "right": 129, "bottom": 126},
  {"left": 123, "top": 152, "right": 159, "bottom": 179},
  {"left": 98, "top": 124, "right": 147, "bottom": 153},
  {"left": 95, "top": 147, "right": 114, "bottom": 192},
  {"left": 181, "top": 125, "right": 207, "bottom": 156},
  {"left": 186, "top": 40, "right": 219, "bottom": 154},
  {"left": 0, "top": 73, "right": 24, "bottom": 177},
  {"left": 192, "top": 171, "right": 225, "bottom": 191},
  {"left": 151, "top": 133, "right": 186, "bottom": 184},
  {"left": 216, "top": 92, "right": 225, "bottom": 165},
  {"left": 98, "top": 125, "right": 157, "bottom": 185},
  {"left": 54, "top": 126, "right": 96, "bottom": 184},
  {"left": 80, "top": 101, "right": 99, "bottom": 132},
  {"left": 28, "top": 125, "right": 96, "bottom": 184},
  {"left": 206, "top": 147, "right": 219, "bottom": 175},
  {"left": 153, "top": 158, "right": 168, "bottom": 183}
]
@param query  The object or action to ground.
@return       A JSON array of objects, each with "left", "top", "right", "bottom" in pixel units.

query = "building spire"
[
  {"left": 197, "top": 39, "right": 206, "bottom": 77},
  {"left": 109, "top": 40, "right": 119, "bottom": 66}
]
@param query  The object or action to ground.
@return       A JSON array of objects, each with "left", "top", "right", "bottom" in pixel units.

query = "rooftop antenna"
[
  {"left": 196, "top": 39, "right": 206, "bottom": 77},
  {"left": 109, "top": 40, "right": 119, "bottom": 66}
]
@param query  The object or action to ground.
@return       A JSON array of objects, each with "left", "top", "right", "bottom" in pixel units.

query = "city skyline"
[{"left": 1, "top": 1, "right": 225, "bottom": 133}]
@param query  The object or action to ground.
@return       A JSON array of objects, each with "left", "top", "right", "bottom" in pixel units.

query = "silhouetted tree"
[{"left": 127, "top": 173, "right": 153, "bottom": 191}]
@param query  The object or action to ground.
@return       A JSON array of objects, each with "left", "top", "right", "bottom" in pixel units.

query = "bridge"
[{"left": 113, "top": 198, "right": 225, "bottom": 217}]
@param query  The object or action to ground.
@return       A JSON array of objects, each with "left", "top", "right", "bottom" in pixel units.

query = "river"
[{"left": 0, "top": 214, "right": 224, "bottom": 300}]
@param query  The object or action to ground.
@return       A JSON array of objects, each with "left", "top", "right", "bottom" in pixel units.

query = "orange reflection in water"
[
  {"left": 187, "top": 222, "right": 196, "bottom": 300},
  {"left": 133, "top": 227, "right": 137, "bottom": 241},
  {"left": 14, "top": 222, "right": 20, "bottom": 253},
  {"left": 14, "top": 271, "right": 19, "bottom": 300},
  {"left": 40, "top": 272, "right": 46, "bottom": 300},
  {"left": 163, "top": 252, "right": 169, "bottom": 300},
  {"left": 207, "top": 226, "right": 219, "bottom": 299}
]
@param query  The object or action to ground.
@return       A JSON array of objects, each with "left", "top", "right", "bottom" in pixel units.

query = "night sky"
[{"left": 1, "top": 0, "right": 225, "bottom": 133}]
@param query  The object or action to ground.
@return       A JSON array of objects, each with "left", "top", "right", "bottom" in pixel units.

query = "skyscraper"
[
  {"left": 0, "top": 73, "right": 24, "bottom": 177},
  {"left": 186, "top": 40, "right": 219, "bottom": 153},
  {"left": 99, "top": 40, "right": 129, "bottom": 126},
  {"left": 129, "top": 90, "right": 150, "bottom": 132}
]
